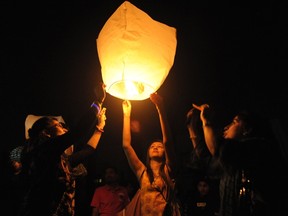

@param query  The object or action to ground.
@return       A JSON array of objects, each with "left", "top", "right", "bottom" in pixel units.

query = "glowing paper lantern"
[{"left": 96, "top": 1, "right": 177, "bottom": 100}]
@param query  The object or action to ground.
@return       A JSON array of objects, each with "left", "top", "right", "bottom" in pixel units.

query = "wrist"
[{"left": 96, "top": 125, "right": 104, "bottom": 133}]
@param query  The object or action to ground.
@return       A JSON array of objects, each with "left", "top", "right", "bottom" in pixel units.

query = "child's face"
[{"left": 197, "top": 180, "right": 210, "bottom": 196}]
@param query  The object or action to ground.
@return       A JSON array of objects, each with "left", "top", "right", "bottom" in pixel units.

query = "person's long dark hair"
[
  {"left": 22, "top": 117, "right": 57, "bottom": 177},
  {"left": 145, "top": 139, "right": 170, "bottom": 186},
  {"left": 27, "top": 117, "right": 57, "bottom": 152}
]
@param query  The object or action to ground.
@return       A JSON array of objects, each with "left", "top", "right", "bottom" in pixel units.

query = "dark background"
[{"left": 1, "top": 0, "right": 288, "bottom": 212}]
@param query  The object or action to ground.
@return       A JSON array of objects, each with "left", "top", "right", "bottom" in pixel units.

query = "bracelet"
[{"left": 96, "top": 125, "right": 104, "bottom": 133}]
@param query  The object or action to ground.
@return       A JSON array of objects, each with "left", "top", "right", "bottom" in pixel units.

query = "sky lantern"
[{"left": 96, "top": 1, "right": 177, "bottom": 100}]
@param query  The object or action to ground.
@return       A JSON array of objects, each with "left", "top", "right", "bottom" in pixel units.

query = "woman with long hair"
[{"left": 120, "top": 93, "right": 181, "bottom": 216}]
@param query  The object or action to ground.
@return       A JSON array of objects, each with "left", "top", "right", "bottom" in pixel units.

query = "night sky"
[{"left": 1, "top": 1, "right": 288, "bottom": 183}]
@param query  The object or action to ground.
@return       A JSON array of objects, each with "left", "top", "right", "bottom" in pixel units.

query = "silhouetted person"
[
  {"left": 18, "top": 83, "right": 107, "bottom": 216},
  {"left": 190, "top": 103, "right": 280, "bottom": 216}
]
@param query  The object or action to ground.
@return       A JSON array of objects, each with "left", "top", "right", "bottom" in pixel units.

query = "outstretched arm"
[
  {"left": 87, "top": 107, "right": 106, "bottom": 149},
  {"left": 193, "top": 104, "right": 218, "bottom": 156},
  {"left": 87, "top": 82, "right": 107, "bottom": 149},
  {"left": 150, "top": 93, "right": 177, "bottom": 175},
  {"left": 122, "top": 100, "right": 145, "bottom": 181},
  {"left": 67, "top": 84, "right": 107, "bottom": 167},
  {"left": 186, "top": 107, "right": 202, "bottom": 157}
]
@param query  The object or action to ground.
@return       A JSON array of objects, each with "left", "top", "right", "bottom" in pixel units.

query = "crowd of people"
[{"left": 3, "top": 83, "right": 287, "bottom": 216}]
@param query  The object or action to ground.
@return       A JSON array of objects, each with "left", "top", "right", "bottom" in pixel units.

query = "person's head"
[
  {"left": 223, "top": 110, "right": 264, "bottom": 140},
  {"left": 145, "top": 139, "right": 167, "bottom": 184},
  {"left": 104, "top": 167, "right": 120, "bottom": 185},
  {"left": 196, "top": 176, "right": 210, "bottom": 197},
  {"left": 28, "top": 117, "right": 68, "bottom": 140},
  {"left": 9, "top": 146, "right": 24, "bottom": 175},
  {"left": 146, "top": 139, "right": 166, "bottom": 163}
]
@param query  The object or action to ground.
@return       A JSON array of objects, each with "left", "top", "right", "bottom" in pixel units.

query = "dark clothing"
[
  {"left": 18, "top": 107, "right": 98, "bottom": 216},
  {"left": 6, "top": 169, "right": 30, "bottom": 216},
  {"left": 216, "top": 137, "right": 276, "bottom": 216},
  {"left": 178, "top": 140, "right": 221, "bottom": 216},
  {"left": 187, "top": 193, "right": 219, "bottom": 216}
]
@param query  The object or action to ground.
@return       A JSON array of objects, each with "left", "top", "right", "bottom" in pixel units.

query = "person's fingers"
[
  {"left": 98, "top": 107, "right": 106, "bottom": 118},
  {"left": 192, "top": 104, "right": 201, "bottom": 110},
  {"left": 123, "top": 100, "right": 131, "bottom": 107},
  {"left": 193, "top": 104, "right": 209, "bottom": 111},
  {"left": 202, "top": 104, "right": 209, "bottom": 109},
  {"left": 101, "top": 107, "right": 106, "bottom": 114}
]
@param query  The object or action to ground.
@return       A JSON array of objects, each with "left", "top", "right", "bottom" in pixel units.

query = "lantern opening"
[{"left": 107, "top": 80, "right": 155, "bottom": 101}]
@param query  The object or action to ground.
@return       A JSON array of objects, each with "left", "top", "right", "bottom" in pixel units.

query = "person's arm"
[
  {"left": 87, "top": 107, "right": 106, "bottom": 149},
  {"left": 67, "top": 106, "right": 107, "bottom": 167},
  {"left": 193, "top": 104, "right": 218, "bottom": 156},
  {"left": 186, "top": 107, "right": 202, "bottom": 156},
  {"left": 150, "top": 93, "right": 177, "bottom": 175},
  {"left": 66, "top": 82, "right": 107, "bottom": 148},
  {"left": 66, "top": 84, "right": 107, "bottom": 166},
  {"left": 122, "top": 100, "right": 145, "bottom": 180}
]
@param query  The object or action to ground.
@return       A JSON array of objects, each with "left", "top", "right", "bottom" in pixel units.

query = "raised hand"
[
  {"left": 186, "top": 107, "right": 200, "bottom": 127},
  {"left": 150, "top": 92, "right": 163, "bottom": 107},
  {"left": 122, "top": 100, "right": 131, "bottom": 117},
  {"left": 192, "top": 104, "right": 209, "bottom": 112},
  {"left": 192, "top": 104, "right": 210, "bottom": 125},
  {"left": 97, "top": 107, "right": 107, "bottom": 131}
]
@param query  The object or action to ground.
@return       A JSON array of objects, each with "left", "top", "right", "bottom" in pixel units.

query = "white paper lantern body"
[{"left": 97, "top": 1, "right": 177, "bottom": 100}]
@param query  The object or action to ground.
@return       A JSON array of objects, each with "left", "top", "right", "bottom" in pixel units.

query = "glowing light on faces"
[
  {"left": 49, "top": 122, "right": 64, "bottom": 129},
  {"left": 25, "top": 115, "right": 65, "bottom": 139},
  {"left": 223, "top": 116, "right": 244, "bottom": 139},
  {"left": 150, "top": 142, "right": 164, "bottom": 149},
  {"left": 48, "top": 120, "right": 68, "bottom": 136},
  {"left": 149, "top": 142, "right": 165, "bottom": 157}
]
